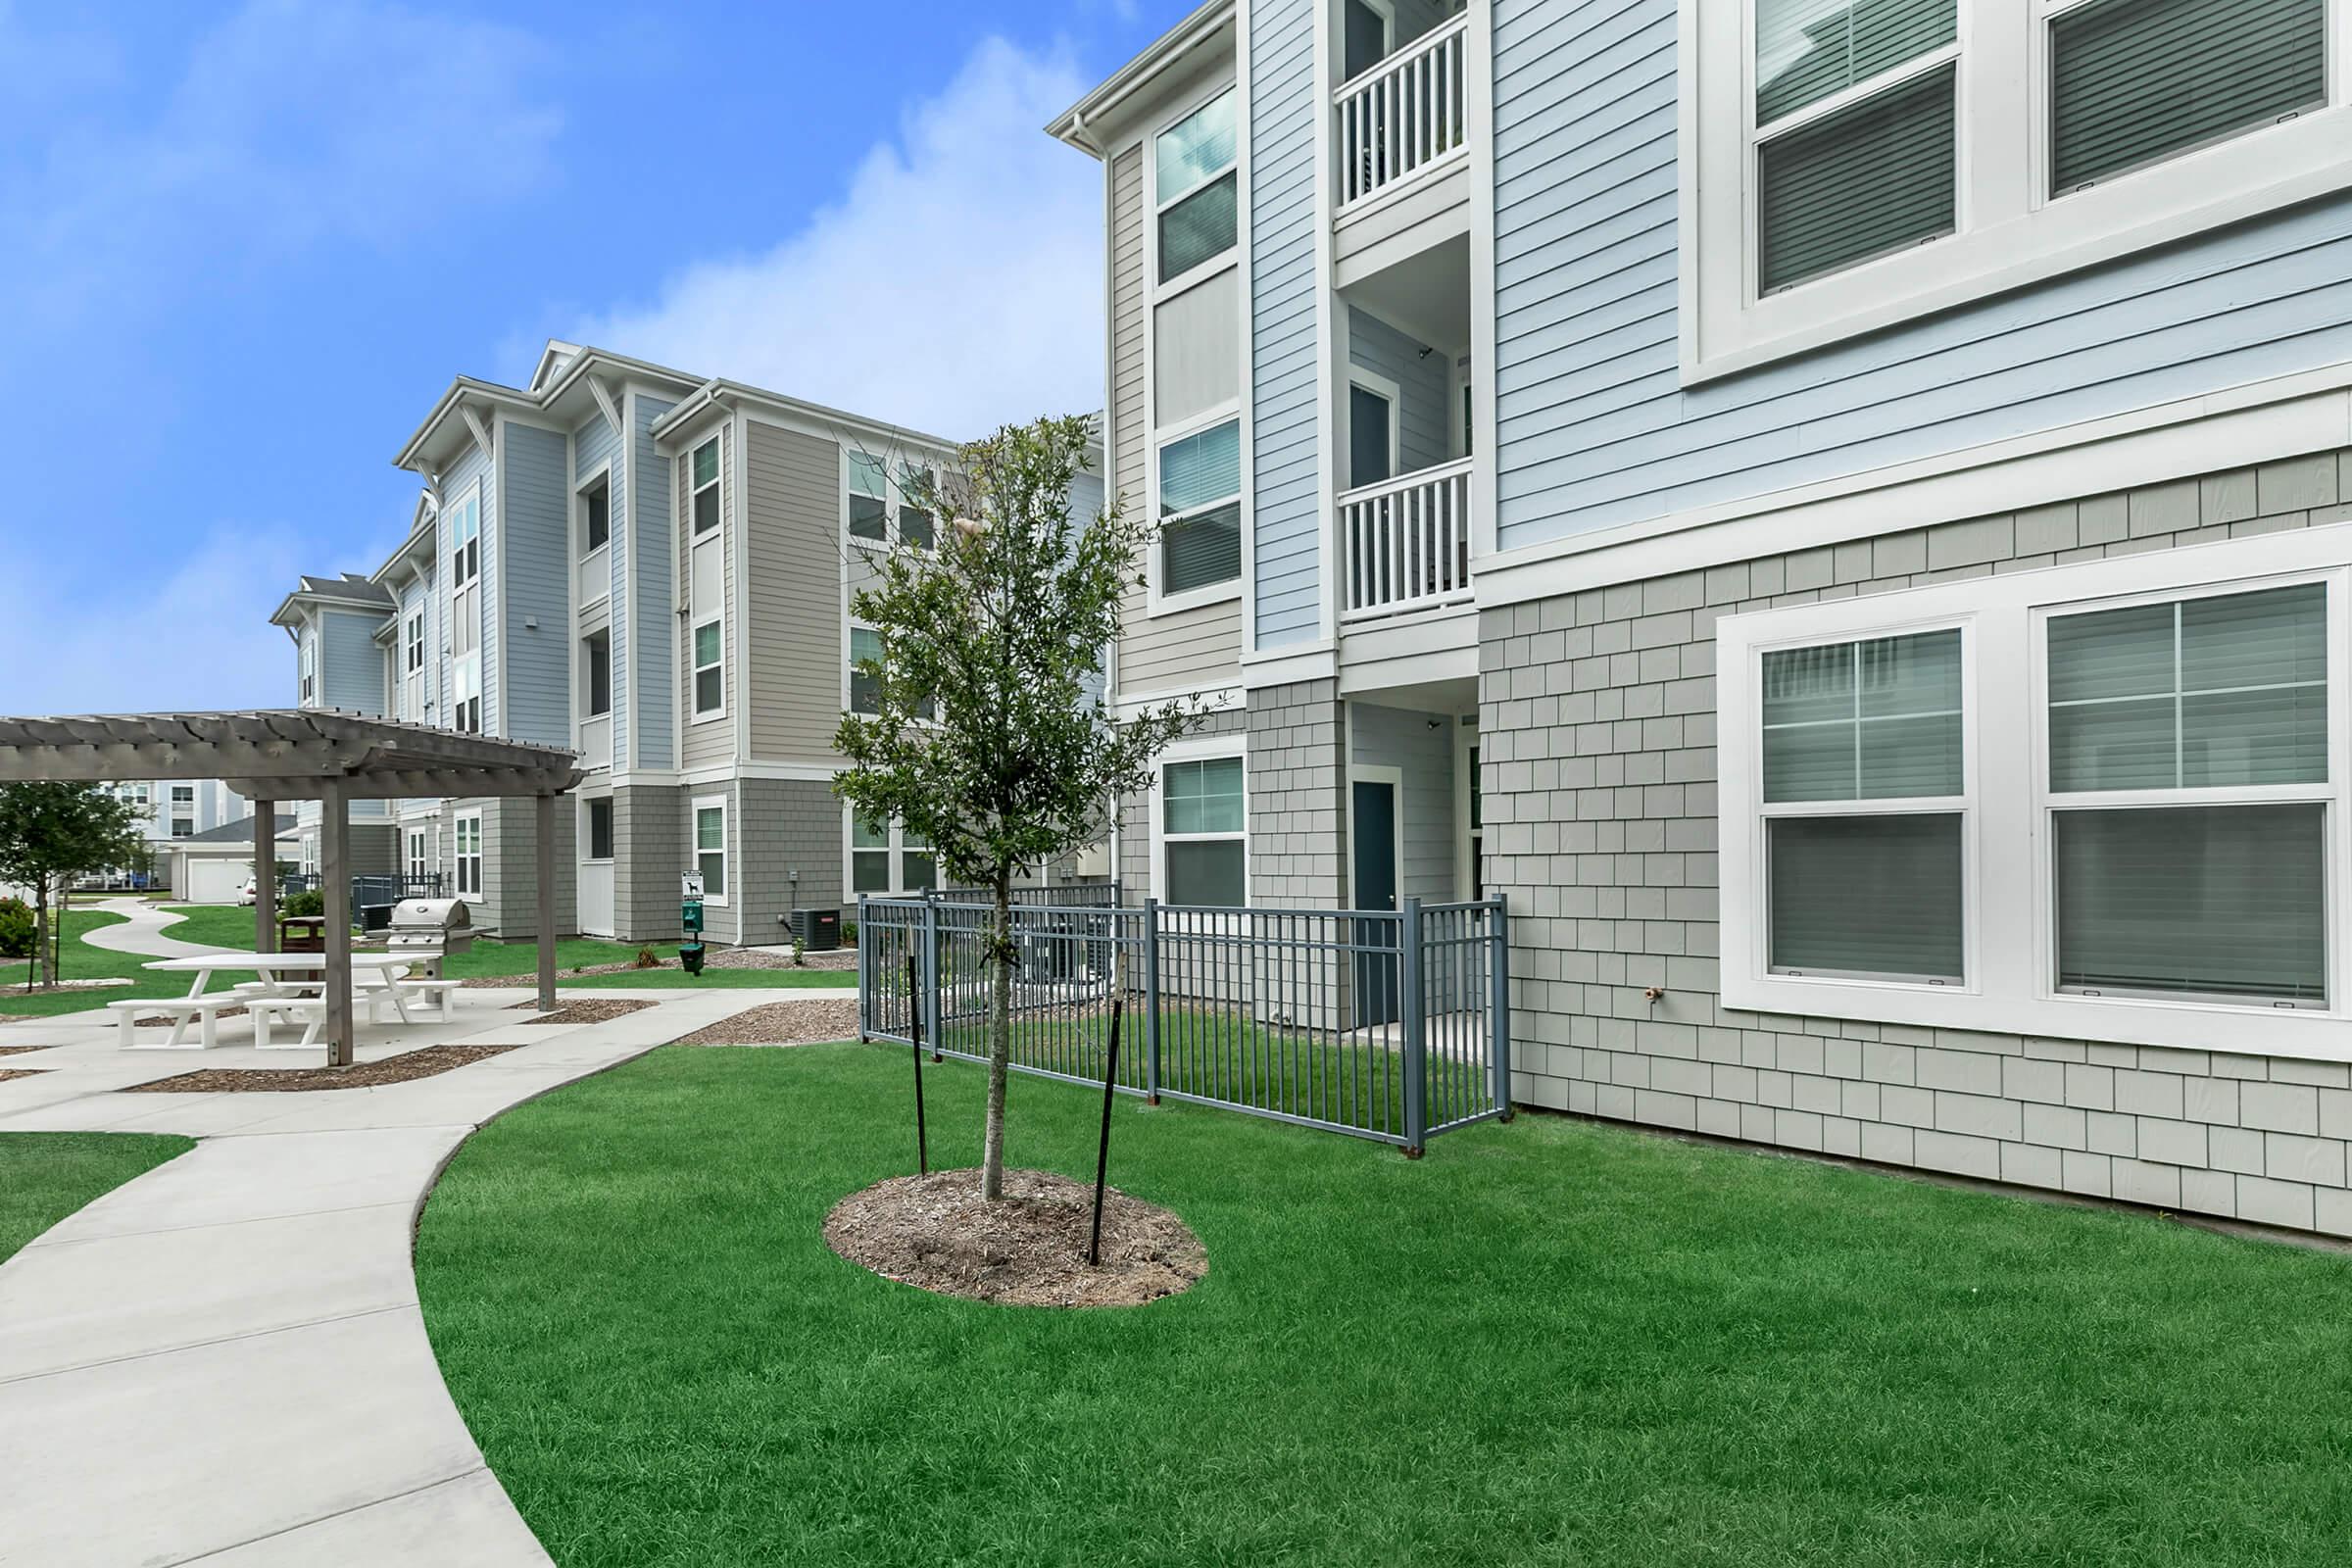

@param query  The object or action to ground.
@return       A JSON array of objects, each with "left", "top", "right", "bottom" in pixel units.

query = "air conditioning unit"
[{"left": 787, "top": 907, "right": 841, "bottom": 952}]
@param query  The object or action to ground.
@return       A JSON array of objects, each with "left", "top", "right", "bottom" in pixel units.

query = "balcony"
[
  {"left": 1340, "top": 458, "right": 1472, "bottom": 625},
  {"left": 1334, "top": 9, "right": 1469, "bottom": 215},
  {"left": 576, "top": 546, "right": 610, "bottom": 612},
  {"left": 578, "top": 712, "right": 612, "bottom": 771}
]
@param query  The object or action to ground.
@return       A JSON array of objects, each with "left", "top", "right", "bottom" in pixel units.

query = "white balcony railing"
[
  {"left": 578, "top": 712, "right": 612, "bottom": 771},
  {"left": 1340, "top": 457, "right": 1473, "bottom": 624},
  {"left": 576, "top": 546, "right": 610, "bottom": 611},
  {"left": 1335, "top": 10, "right": 1470, "bottom": 212}
]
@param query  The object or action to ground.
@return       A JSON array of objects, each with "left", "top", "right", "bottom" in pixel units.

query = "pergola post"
[
  {"left": 535, "top": 792, "right": 557, "bottom": 1012},
  {"left": 321, "top": 779, "right": 354, "bottom": 1068},
  {"left": 251, "top": 798, "right": 275, "bottom": 955}
]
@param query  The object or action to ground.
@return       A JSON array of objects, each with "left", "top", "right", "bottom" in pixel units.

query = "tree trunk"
[
  {"left": 31, "top": 875, "right": 51, "bottom": 989},
  {"left": 53, "top": 881, "right": 68, "bottom": 985},
  {"left": 982, "top": 874, "right": 1013, "bottom": 1201}
]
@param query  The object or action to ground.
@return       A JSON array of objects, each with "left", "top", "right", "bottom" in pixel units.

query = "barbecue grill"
[{"left": 386, "top": 899, "right": 472, "bottom": 976}]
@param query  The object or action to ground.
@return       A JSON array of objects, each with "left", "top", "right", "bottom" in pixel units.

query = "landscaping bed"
[
  {"left": 0, "top": 1045, "right": 50, "bottom": 1058},
  {"left": 668, "top": 999, "right": 860, "bottom": 1046},
  {"left": 417, "top": 1044, "right": 2352, "bottom": 1568},
  {"left": 122, "top": 1044, "right": 521, "bottom": 1093},
  {"left": 509, "top": 999, "right": 659, "bottom": 1025},
  {"left": 0, "top": 1069, "right": 45, "bottom": 1084}
]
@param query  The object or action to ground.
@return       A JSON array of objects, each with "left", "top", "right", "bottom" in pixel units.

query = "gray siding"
[
  {"left": 745, "top": 421, "right": 844, "bottom": 762},
  {"left": 318, "top": 610, "right": 387, "bottom": 714},
  {"left": 1485, "top": 450, "right": 2352, "bottom": 1235},
  {"left": 1347, "top": 308, "right": 1452, "bottom": 480},
  {"left": 441, "top": 442, "right": 494, "bottom": 731},
  {"left": 736, "top": 778, "right": 847, "bottom": 945},
  {"left": 1348, "top": 699, "right": 1456, "bottom": 903},
  {"left": 1250, "top": 0, "right": 1320, "bottom": 647},
  {"left": 1491, "top": 0, "right": 2352, "bottom": 552},
  {"left": 631, "top": 396, "right": 677, "bottom": 770},
  {"left": 681, "top": 423, "right": 735, "bottom": 769},
  {"left": 612, "top": 785, "right": 683, "bottom": 942},
  {"left": 500, "top": 422, "right": 571, "bottom": 748}
]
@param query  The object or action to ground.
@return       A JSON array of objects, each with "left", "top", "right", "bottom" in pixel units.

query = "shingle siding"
[{"left": 1484, "top": 451, "right": 2352, "bottom": 1234}]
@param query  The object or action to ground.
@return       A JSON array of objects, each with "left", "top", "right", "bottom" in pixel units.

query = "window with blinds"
[
  {"left": 2046, "top": 580, "right": 2329, "bottom": 1005},
  {"left": 1157, "top": 417, "right": 1242, "bottom": 597},
  {"left": 1752, "top": 0, "right": 1958, "bottom": 294},
  {"left": 1760, "top": 627, "right": 1966, "bottom": 982},
  {"left": 1163, "top": 757, "right": 1247, "bottom": 906},
  {"left": 2049, "top": 0, "right": 2328, "bottom": 195},
  {"left": 1155, "top": 89, "right": 1237, "bottom": 283}
]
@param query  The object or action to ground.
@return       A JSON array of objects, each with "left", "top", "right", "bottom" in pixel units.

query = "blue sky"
[{"left": 0, "top": 0, "right": 1191, "bottom": 714}]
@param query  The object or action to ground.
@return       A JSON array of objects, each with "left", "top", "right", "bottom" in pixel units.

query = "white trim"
[
  {"left": 1685, "top": 0, "right": 2352, "bottom": 381},
  {"left": 1236, "top": 5, "right": 1258, "bottom": 660},
  {"left": 1150, "top": 735, "right": 1250, "bottom": 905},
  {"left": 1147, "top": 401, "right": 1248, "bottom": 616},
  {"left": 1477, "top": 368, "right": 2352, "bottom": 608},
  {"left": 1719, "top": 522, "right": 2352, "bottom": 1060},
  {"left": 689, "top": 615, "right": 725, "bottom": 723},
  {"left": 1452, "top": 712, "right": 1481, "bottom": 901},
  {"left": 1148, "top": 79, "right": 1241, "bottom": 297},
  {"left": 1343, "top": 365, "right": 1402, "bottom": 489},
  {"left": 691, "top": 793, "right": 731, "bottom": 907},
  {"left": 843, "top": 804, "right": 940, "bottom": 897},
  {"left": 453, "top": 811, "right": 483, "bottom": 899}
]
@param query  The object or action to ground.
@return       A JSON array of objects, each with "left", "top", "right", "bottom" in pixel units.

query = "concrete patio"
[{"left": 0, "top": 979, "right": 849, "bottom": 1566}]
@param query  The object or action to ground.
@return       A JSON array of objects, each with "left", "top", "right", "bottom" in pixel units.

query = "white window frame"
[
  {"left": 299, "top": 634, "right": 317, "bottom": 706},
  {"left": 1719, "top": 523, "right": 2352, "bottom": 1060},
  {"left": 1683, "top": 0, "right": 2352, "bottom": 382},
  {"left": 1150, "top": 81, "right": 1241, "bottom": 299},
  {"left": 691, "top": 795, "right": 730, "bottom": 906},
  {"left": 689, "top": 436, "right": 721, "bottom": 538},
  {"left": 1147, "top": 402, "right": 1246, "bottom": 617},
  {"left": 843, "top": 806, "right": 938, "bottom": 896},
  {"left": 454, "top": 812, "right": 483, "bottom": 898},
  {"left": 580, "top": 796, "right": 614, "bottom": 865},
  {"left": 1150, "top": 736, "right": 1250, "bottom": 906},
  {"left": 845, "top": 621, "right": 883, "bottom": 717},
  {"left": 451, "top": 651, "right": 482, "bottom": 734},
  {"left": 576, "top": 462, "right": 612, "bottom": 602},
  {"left": 690, "top": 616, "right": 725, "bottom": 722},
  {"left": 407, "top": 829, "right": 428, "bottom": 882}
]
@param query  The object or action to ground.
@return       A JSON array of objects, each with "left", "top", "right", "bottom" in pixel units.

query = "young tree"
[
  {"left": 835, "top": 415, "right": 1204, "bottom": 1201},
  {"left": 0, "top": 783, "right": 148, "bottom": 987}
]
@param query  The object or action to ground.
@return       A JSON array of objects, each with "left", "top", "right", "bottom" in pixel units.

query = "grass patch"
[
  {"left": 0, "top": 908, "right": 250, "bottom": 1018},
  {"left": 419, "top": 1045, "right": 2352, "bottom": 1567},
  {"left": 0, "top": 1132, "right": 193, "bottom": 1262}
]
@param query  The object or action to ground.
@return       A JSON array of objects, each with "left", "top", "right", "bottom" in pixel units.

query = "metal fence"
[
  {"left": 858, "top": 893, "right": 1510, "bottom": 1153},
  {"left": 933, "top": 880, "right": 1122, "bottom": 908},
  {"left": 279, "top": 872, "right": 446, "bottom": 906}
]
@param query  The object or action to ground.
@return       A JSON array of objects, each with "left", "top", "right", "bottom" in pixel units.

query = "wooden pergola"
[{"left": 0, "top": 711, "right": 581, "bottom": 1065}]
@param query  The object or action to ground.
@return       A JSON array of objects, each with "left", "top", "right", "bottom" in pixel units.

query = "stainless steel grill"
[{"left": 386, "top": 898, "right": 472, "bottom": 975}]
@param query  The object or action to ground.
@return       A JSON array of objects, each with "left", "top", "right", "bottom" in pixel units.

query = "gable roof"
[{"left": 174, "top": 812, "right": 296, "bottom": 847}]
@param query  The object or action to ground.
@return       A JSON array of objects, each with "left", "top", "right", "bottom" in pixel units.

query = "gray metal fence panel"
[{"left": 858, "top": 892, "right": 1510, "bottom": 1150}]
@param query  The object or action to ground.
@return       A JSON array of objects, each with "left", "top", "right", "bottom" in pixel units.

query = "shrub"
[
  {"left": 0, "top": 897, "right": 31, "bottom": 959},
  {"left": 280, "top": 889, "right": 325, "bottom": 919}
]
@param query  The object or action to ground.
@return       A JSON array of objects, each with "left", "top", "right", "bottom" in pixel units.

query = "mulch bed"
[
  {"left": 0, "top": 1068, "right": 46, "bottom": 1084},
  {"left": 823, "top": 1167, "right": 1207, "bottom": 1308},
  {"left": 0, "top": 1045, "right": 50, "bottom": 1058},
  {"left": 669, "top": 999, "right": 860, "bottom": 1047},
  {"left": 461, "top": 948, "right": 857, "bottom": 988},
  {"left": 506, "top": 999, "right": 660, "bottom": 1025},
  {"left": 120, "top": 1044, "right": 522, "bottom": 1094}
]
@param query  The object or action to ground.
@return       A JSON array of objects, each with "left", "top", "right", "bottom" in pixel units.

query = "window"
[
  {"left": 691, "top": 438, "right": 720, "bottom": 535},
  {"left": 849, "top": 453, "right": 889, "bottom": 543},
  {"left": 692, "top": 620, "right": 722, "bottom": 717},
  {"left": 2046, "top": 581, "right": 2328, "bottom": 1005},
  {"left": 407, "top": 830, "right": 428, "bottom": 882},
  {"left": 449, "top": 492, "right": 481, "bottom": 587},
  {"left": 1155, "top": 88, "right": 1237, "bottom": 283},
  {"left": 584, "top": 798, "right": 614, "bottom": 862},
  {"left": 851, "top": 813, "right": 935, "bottom": 893},
  {"left": 1687, "top": 0, "right": 2352, "bottom": 377},
  {"left": 171, "top": 818, "right": 194, "bottom": 839},
  {"left": 172, "top": 786, "right": 195, "bottom": 805},
  {"left": 693, "top": 799, "right": 727, "bottom": 903},
  {"left": 1718, "top": 531, "right": 2351, "bottom": 1058},
  {"left": 1156, "top": 417, "right": 1242, "bottom": 599},
  {"left": 582, "top": 476, "right": 611, "bottom": 554},
  {"left": 1160, "top": 755, "right": 1247, "bottom": 906},
  {"left": 1343, "top": 0, "right": 1394, "bottom": 78},
  {"left": 897, "top": 464, "right": 936, "bottom": 550},
  {"left": 849, "top": 625, "right": 883, "bottom": 715},
  {"left": 455, "top": 814, "right": 482, "bottom": 897},
  {"left": 1348, "top": 377, "right": 1396, "bottom": 489},
  {"left": 299, "top": 636, "right": 317, "bottom": 705},
  {"left": 584, "top": 632, "right": 612, "bottom": 717},
  {"left": 902, "top": 827, "right": 937, "bottom": 891},
  {"left": 452, "top": 654, "right": 481, "bottom": 734}
]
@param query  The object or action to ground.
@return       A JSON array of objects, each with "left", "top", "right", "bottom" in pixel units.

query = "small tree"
[
  {"left": 836, "top": 415, "right": 1203, "bottom": 1201},
  {"left": 0, "top": 783, "right": 148, "bottom": 987}
]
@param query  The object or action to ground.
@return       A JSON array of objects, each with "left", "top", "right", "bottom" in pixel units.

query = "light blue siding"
[
  {"left": 441, "top": 442, "right": 494, "bottom": 731},
  {"left": 575, "top": 410, "right": 624, "bottom": 764},
  {"left": 1491, "top": 0, "right": 2352, "bottom": 551},
  {"left": 1347, "top": 308, "right": 1452, "bottom": 480},
  {"left": 318, "top": 610, "right": 386, "bottom": 714},
  {"left": 1250, "top": 0, "right": 1321, "bottom": 648},
  {"left": 397, "top": 574, "right": 434, "bottom": 722},
  {"left": 631, "top": 396, "right": 676, "bottom": 770},
  {"left": 501, "top": 422, "right": 570, "bottom": 749}
]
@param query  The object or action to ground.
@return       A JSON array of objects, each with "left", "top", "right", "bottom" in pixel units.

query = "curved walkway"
[
  {"left": 0, "top": 983, "right": 778, "bottom": 1566},
  {"left": 76, "top": 897, "right": 239, "bottom": 961}
]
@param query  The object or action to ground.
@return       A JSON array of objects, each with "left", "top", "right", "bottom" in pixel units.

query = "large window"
[
  {"left": 455, "top": 813, "right": 482, "bottom": 897},
  {"left": 849, "top": 625, "right": 883, "bottom": 715},
  {"left": 1688, "top": 0, "right": 2352, "bottom": 376},
  {"left": 849, "top": 453, "right": 889, "bottom": 543},
  {"left": 1160, "top": 754, "right": 1247, "bottom": 906},
  {"left": 583, "top": 798, "right": 614, "bottom": 862},
  {"left": 692, "top": 620, "right": 723, "bottom": 717},
  {"left": 693, "top": 798, "right": 728, "bottom": 903},
  {"left": 691, "top": 438, "right": 720, "bottom": 535},
  {"left": 851, "top": 813, "right": 937, "bottom": 893},
  {"left": 847, "top": 454, "right": 939, "bottom": 549},
  {"left": 451, "top": 654, "right": 481, "bottom": 734},
  {"left": 299, "top": 635, "right": 316, "bottom": 705},
  {"left": 1719, "top": 533, "right": 2349, "bottom": 1058},
  {"left": 582, "top": 475, "right": 611, "bottom": 554},
  {"left": 1155, "top": 416, "right": 1242, "bottom": 600},
  {"left": 1155, "top": 88, "right": 1237, "bottom": 284}
]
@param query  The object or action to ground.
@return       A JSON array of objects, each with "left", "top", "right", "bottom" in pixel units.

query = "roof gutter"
[{"left": 1047, "top": 0, "right": 1234, "bottom": 152}]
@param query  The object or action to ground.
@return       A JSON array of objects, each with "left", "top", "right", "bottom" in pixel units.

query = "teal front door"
[{"left": 1352, "top": 779, "right": 1398, "bottom": 1026}]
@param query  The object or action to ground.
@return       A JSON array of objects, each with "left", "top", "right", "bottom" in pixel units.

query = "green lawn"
[
  {"left": 0, "top": 906, "right": 848, "bottom": 1018},
  {"left": 417, "top": 1045, "right": 2352, "bottom": 1568},
  {"left": 0, "top": 1132, "right": 194, "bottom": 1262}
]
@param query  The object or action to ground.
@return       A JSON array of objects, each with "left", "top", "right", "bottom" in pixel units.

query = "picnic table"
[{"left": 119, "top": 954, "right": 445, "bottom": 1050}]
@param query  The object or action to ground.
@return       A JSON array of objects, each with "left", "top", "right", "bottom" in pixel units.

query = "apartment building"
[
  {"left": 103, "top": 778, "right": 247, "bottom": 849},
  {"left": 1054, "top": 0, "right": 2352, "bottom": 1235},
  {"left": 274, "top": 342, "right": 1045, "bottom": 945}
]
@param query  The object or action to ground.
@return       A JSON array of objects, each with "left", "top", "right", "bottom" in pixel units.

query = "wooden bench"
[{"left": 107, "top": 995, "right": 244, "bottom": 1051}]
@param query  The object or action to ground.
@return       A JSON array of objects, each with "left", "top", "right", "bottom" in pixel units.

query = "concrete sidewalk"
[
  {"left": 75, "top": 898, "right": 238, "bottom": 962},
  {"left": 0, "top": 984, "right": 785, "bottom": 1567}
]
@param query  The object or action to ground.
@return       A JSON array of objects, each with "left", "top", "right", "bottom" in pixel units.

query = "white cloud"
[
  {"left": 0, "top": 523, "right": 399, "bottom": 715},
  {"left": 574, "top": 36, "right": 1105, "bottom": 441}
]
